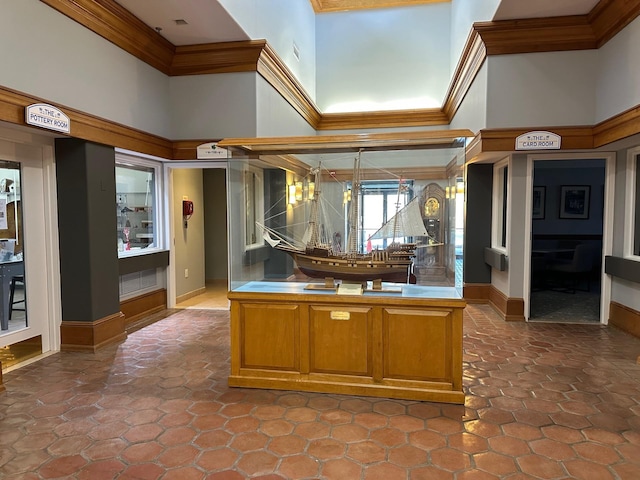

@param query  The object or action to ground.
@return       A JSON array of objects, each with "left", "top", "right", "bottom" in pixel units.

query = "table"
[
  {"left": 0, "top": 260, "right": 24, "bottom": 330},
  {"left": 532, "top": 249, "right": 575, "bottom": 256}
]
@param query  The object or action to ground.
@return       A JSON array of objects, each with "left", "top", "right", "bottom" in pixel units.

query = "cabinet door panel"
[
  {"left": 241, "top": 304, "right": 299, "bottom": 371},
  {"left": 310, "top": 306, "right": 372, "bottom": 376},
  {"left": 383, "top": 308, "right": 451, "bottom": 381}
]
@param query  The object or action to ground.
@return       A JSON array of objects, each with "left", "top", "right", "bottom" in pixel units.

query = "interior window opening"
[{"left": 115, "top": 162, "right": 157, "bottom": 255}]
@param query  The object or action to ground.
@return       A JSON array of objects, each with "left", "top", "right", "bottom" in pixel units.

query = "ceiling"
[{"left": 114, "top": 0, "right": 602, "bottom": 47}]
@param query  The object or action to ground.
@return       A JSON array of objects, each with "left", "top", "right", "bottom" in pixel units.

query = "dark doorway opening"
[{"left": 529, "top": 159, "right": 605, "bottom": 323}]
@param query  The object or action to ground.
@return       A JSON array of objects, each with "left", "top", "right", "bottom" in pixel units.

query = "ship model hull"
[{"left": 286, "top": 248, "right": 417, "bottom": 284}]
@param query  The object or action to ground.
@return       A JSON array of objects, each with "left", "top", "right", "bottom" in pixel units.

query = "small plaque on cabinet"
[
  {"left": 337, "top": 283, "right": 363, "bottom": 296},
  {"left": 330, "top": 311, "right": 351, "bottom": 320}
]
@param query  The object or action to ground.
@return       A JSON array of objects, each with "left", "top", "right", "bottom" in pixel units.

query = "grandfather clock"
[{"left": 416, "top": 183, "right": 446, "bottom": 282}]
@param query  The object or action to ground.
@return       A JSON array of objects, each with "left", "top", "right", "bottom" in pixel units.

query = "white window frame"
[
  {"left": 624, "top": 147, "right": 640, "bottom": 260},
  {"left": 115, "top": 150, "right": 164, "bottom": 257},
  {"left": 244, "top": 165, "right": 264, "bottom": 250},
  {"left": 491, "top": 157, "right": 510, "bottom": 253}
]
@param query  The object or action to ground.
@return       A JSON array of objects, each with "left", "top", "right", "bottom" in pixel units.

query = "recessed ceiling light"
[{"left": 174, "top": 19, "right": 188, "bottom": 25}]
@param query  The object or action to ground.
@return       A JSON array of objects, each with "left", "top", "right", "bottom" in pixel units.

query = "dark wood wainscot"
[{"left": 228, "top": 283, "right": 465, "bottom": 404}]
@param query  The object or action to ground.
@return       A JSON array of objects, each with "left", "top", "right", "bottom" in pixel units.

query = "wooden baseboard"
[
  {"left": 61, "top": 312, "right": 126, "bottom": 352},
  {"left": 176, "top": 286, "right": 206, "bottom": 304},
  {"left": 120, "top": 289, "right": 167, "bottom": 326},
  {"left": 465, "top": 283, "right": 524, "bottom": 321},
  {"left": 489, "top": 286, "right": 525, "bottom": 322},
  {"left": 463, "top": 284, "right": 491, "bottom": 303},
  {"left": 609, "top": 301, "right": 640, "bottom": 340}
]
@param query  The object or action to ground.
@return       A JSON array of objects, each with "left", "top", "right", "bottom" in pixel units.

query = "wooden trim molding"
[
  {"left": 171, "top": 40, "right": 266, "bottom": 76},
  {"left": 60, "top": 312, "right": 126, "bottom": 352},
  {"left": 40, "top": 0, "right": 174, "bottom": 75},
  {"left": 488, "top": 286, "right": 525, "bottom": 322},
  {"left": 172, "top": 139, "right": 222, "bottom": 161},
  {"left": 609, "top": 301, "right": 640, "bottom": 340},
  {"left": 3, "top": 0, "right": 637, "bottom": 161},
  {"left": 474, "top": 16, "right": 597, "bottom": 56},
  {"left": 593, "top": 104, "right": 640, "bottom": 148},
  {"left": 257, "top": 43, "right": 322, "bottom": 129},
  {"left": 471, "top": 126, "right": 595, "bottom": 153},
  {"left": 430, "top": 282, "right": 526, "bottom": 321},
  {"left": 120, "top": 289, "right": 167, "bottom": 326},
  {"left": 463, "top": 283, "right": 491, "bottom": 303},
  {"left": 0, "top": 86, "right": 173, "bottom": 158},
  {"left": 317, "top": 109, "right": 447, "bottom": 130},
  {"left": 176, "top": 287, "right": 207, "bottom": 305},
  {"left": 589, "top": 0, "right": 640, "bottom": 47},
  {"left": 309, "top": 0, "right": 449, "bottom": 14},
  {"left": 442, "top": 29, "right": 487, "bottom": 121},
  {"left": 38, "top": 0, "right": 640, "bottom": 138},
  {"left": 327, "top": 166, "right": 448, "bottom": 181}
]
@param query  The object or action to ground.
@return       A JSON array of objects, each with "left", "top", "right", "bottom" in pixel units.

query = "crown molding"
[
  {"left": 317, "top": 109, "right": 447, "bottom": 130},
  {"left": 327, "top": 166, "right": 448, "bottom": 181},
  {"left": 171, "top": 40, "right": 266, "bottom": 76},
  {"left": 39, "top": 0, "right": 640, "bottom": 134},
  {"left": 13, "top": 0, "right": 640, "bottom": 158},
  {"left": 309, "top": 0, "right": 448, "bottom": 14},
  {"left": 471, "top": 126, "right": 595, "bottom": 154},
  {"left": 593, "top": 104, "right": 640, "bottom": 147},
  {"left": 172, "top": 140, "right": 221, "bottom": 161},
  {"left": 257, "top": 43, "right": 322, "bottom": 129},
  {"left": 589, "top": 0, "right": 640, "bottom": 47},
  {"left": 2, "top": 81, "right": 638, "bottom": 161},
  {"left": 40, "top": 0, "right": 174, "bottom": 75},
  {"left": 442, "top": 29, "right": 486, "bottom": 121},
  {"left": 474, "top": 16, "right": 597, "bottom": 56}
]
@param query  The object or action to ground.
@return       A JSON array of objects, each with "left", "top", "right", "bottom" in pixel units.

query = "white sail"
[
  {"left": 263, "top": 230, "right": 281, "bottom": 247},
  {"left": 369, "top": 197, "right": 428, "bottom": 240}
]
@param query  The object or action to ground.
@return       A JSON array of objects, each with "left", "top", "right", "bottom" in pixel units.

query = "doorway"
[
  {"left": 529, "top": 159, "right": 606, "bottom": 322},
  {"left": 0, "top": 129, "right": 60, "bottom": 368},
  {"left": 165, "top": 163, "right": 229, "bottom": 310}
]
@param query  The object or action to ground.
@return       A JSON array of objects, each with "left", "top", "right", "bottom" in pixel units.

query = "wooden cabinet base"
[
  {"left": 228, "top": 373, "right": 464, "bottom": 403},
  {"left": 229, "top": 283, "right": 465, "bottom": 404}
]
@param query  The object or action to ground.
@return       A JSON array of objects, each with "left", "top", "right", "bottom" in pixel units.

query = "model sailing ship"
[{"left": 260, "top": 153, "right": 440, "bottom": 284}]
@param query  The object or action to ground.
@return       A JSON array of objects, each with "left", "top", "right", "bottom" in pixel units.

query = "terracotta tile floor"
[{"left": 1, "top": 304, "right": 640, "bottom": 479}]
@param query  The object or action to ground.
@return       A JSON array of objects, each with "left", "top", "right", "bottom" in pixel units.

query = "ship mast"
[
  {"left": 346, "top": 151, "right": 362, "bottom": 255},
  {"left": 390, "top": 176, "right": 405, "bottom": 245},
  {"left": 305, "top": 165, "right": 322, "bottom": 248}
]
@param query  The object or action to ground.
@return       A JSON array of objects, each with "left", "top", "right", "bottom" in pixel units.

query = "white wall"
[
  {"left": 506, "top": 154, "right": 530, "bottom": 299},
  {"left": 450, "top": 62, "right": 488, "bottom": 134},
  {"left": 0, "top": 0, "right": 171, "bottom": 138},
  {"left": 169, "top": 73, "right": 258, "bottom": 140},
  {"left": 218, "top": 0, "right": 317, "bottom": 101},
  {"left": 173, "top": 169, "right": 205, "bottom": 297},
  {"left": 315, "top": 4, "right": 451, "bottom": 113},
  {"left": 450, "top": 0, "right": 500, "bottom": 77},
  {"left": 595, "top": 16, "right": 640, "bottom": 123},
  {"left": 609, "top": 144, "right": 640, "bottom": 311},
  {"left": 256, "top": 76, "right": 317, "bottom": 137},
  {"left": 486, "top": 50, "right": 597, "bottom": 128}
]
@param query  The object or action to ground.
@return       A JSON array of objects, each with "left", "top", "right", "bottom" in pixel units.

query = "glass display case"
[
  {"left": 220, "top": 130, "right": 470, "bottom": 298},
  {"left": 218, "top": 131, "right": 472, "bottom": 403}
]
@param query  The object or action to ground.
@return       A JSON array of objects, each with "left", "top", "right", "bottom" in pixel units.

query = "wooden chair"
[
  {"left": 547, "top": 244, "right": 594, "bottom": 293},
  {"left": 9, "top": 275, "right": 25, "bottom": 319}
]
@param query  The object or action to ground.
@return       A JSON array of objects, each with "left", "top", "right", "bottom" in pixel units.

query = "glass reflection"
[{"left": 0, "top": 161, "right": 26, "bottom": 334}]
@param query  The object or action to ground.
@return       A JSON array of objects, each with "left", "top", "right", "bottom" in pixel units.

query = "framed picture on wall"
[
  {"left": 532, "top": 186, "right": 545, "bottom": 219},
  {"left": 559, "top": 185, "right": 590, "bottom": 219}
]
